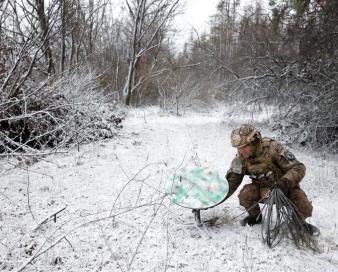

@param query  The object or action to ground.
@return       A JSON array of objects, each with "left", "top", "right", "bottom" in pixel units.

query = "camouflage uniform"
[{"left": 226, "top": 124, "right": 313, "bottom": 220}]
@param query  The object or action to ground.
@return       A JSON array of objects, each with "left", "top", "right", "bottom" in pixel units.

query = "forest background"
[{"left": 0, "top": 0, "right": 337, "bottom": 156}]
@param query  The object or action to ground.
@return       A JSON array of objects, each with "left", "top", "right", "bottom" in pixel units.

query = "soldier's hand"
[
  {"left": 274, "top": 179, "right": 289, "bottom": 195},
  {"left": 261, "top": 187, "right": 271, "bottom": 200}
]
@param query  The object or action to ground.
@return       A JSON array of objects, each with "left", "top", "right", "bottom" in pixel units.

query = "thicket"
[
  {"left": 176, "top": 0, "right": 338, "bottom": 151},
  {"left": 0, "top": 1, "right": 125, "bottom": 156}
]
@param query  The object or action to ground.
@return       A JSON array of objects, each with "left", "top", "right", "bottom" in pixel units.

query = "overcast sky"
[
  {"left": 112, "top": 0, "right": 267, "bottom": 51},
  {"left": 173, "top": 0, "right": 267, "bottom": 50}
]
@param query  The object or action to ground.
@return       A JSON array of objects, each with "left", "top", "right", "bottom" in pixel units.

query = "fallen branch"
[
  {"left": 15, "top": 198, "right": 165, "bottom": 272},
  {"left": 127, "top": 196, "right": 165, "bottom": 271},
  {"left": 33, "top": 206, "right": 67, "bottom": 231}
]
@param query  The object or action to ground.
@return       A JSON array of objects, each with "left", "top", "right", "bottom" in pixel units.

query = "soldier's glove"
[{"left": 274, "top": 179, "right": 289, "bottom": 195}]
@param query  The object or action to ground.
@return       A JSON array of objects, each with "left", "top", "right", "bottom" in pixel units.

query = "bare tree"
[
  {"left": 122, "top": 0, "right": 180, "bottom": 106},
  {"left": 34, "top": 0, "right": 57, "bottom": 75}
]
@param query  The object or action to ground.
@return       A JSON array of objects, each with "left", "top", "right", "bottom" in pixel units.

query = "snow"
[{"left": 1, "top": 106, "right": 338, "bottom": 272}]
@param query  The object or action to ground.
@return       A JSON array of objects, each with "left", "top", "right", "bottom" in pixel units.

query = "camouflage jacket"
[{"left": 226, "top": 137, "right": 306, "bottom": 197}]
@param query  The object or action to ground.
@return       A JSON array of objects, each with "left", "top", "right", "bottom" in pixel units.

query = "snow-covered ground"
[{"left": 1, "top": 106, "right": 338, "bottom": 272}]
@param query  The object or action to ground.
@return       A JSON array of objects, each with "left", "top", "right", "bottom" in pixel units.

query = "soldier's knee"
[{"left": 238, "top": 184, "right": 259, "bottom": 206}]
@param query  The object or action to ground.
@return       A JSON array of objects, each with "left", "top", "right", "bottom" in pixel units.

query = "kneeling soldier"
[{"left": 225, "top": 124, "right": 318, "bottom": 235}]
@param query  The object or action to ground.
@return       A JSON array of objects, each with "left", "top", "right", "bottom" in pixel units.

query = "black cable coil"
[{"left": 261, "top": 188, "right": 319, "bottom": 251}]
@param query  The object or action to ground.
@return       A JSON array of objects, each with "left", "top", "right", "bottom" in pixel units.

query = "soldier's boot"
[
  {"left": 241, "top": 214, "right": 262, "bottom": 227},
  {"left": 291, "top": 212, "right": 320, "bottom": 236},
  {"left": 289, "top": 188, "right": 318, "bottom": 236},
  {"left": 304, "top": 222, "right": 320, "bottom": 236},
  {"left": 238, "top": 183, "right": 262, "bottom": 227}
]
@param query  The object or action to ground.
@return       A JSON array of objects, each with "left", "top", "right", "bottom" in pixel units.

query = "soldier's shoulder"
[
  {"left": 265, "top": 139, "right": 299, "bottom": 162},
  {"left": 262, "top": 137, "right": 285, "bottom": 154},
  {"left": 261, "top": 137, "right": 273, "bottom": 146}
]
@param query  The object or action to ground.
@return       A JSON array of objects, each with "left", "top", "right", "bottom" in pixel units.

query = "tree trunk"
[
  {"left": 60, "top": 0, "right": 66, "bottom": 72},
  {"left": 35, "top": 0, "right": 55, "bottom": 75}
]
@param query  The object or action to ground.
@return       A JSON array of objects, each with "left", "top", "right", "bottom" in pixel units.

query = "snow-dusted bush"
[
  {"left": 47, "top": 69, "right": 124, "bottom": 144},
  {"left": 0, "top": 69, "right": 124, "bottom": 154},
  {"left": 157, "top": 74, "right": 210, "bottom": 115},
  {"left": 219, "top": 63, "right": 338, "bottom": 153}
]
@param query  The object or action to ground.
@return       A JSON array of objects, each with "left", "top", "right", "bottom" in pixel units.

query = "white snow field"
[{"left": 1, "top": 106, "right": 338, "bottom": 272}]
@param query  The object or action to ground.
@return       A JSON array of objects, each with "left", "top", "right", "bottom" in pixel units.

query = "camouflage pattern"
[
  {"left": 231, "top": 124, "right": 262, "bottom": 148},
  {"left": 226, "top": 137, "right": 313, "bottom": 219}
]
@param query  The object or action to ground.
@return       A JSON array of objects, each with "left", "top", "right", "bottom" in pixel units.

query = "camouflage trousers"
[{"left": 238, "top": 183, "right": 313, "bottom": 219}]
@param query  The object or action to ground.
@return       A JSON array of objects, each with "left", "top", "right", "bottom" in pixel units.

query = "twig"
[
  {"left": 127, "top": 196, "right": 165, "bottom": 271},
  {"left": 99, "top": 225, "right": 125, "bottom": 272},
  {"left": 64, "top": 237, "right": 75, "bottom": 252},
  {"left": 33, "top": 206, "right": 67, "bottom": 231},
  {"left": 110, "top": 162, "right": 165, "bottom": 216},
  {"left": 164, "top": 200, "right": 172, "bottom": 272},
  {"left": 26, "top": 167, "right": 36, "bottom": 223},
  {"left": 245, "top": 95, "right": 268, "bottom": 105},
  {"left": 134, "top": 184, "right": 143, "bottom": 208},
  {"left": 173, "top": 149, "right": 188, "bottom": 173},
  {"left": 4, "top": 160, "right": 54, "bottom": 180},
  {"left": 0, "top": 150, "right": 68, "bottom": 157},
  {"left": 188, "top": 132, "right": 201, "bottom": 167},
  {"left": 0, "top": 190, "right": 11, "bottom": 201},
  {"left": 15, "top": 199, "right": 164, "bottom": 272}
]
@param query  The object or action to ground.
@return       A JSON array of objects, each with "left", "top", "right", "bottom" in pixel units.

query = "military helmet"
[{"left": 231, "top": 124, "right": 261, "bottom": 148}]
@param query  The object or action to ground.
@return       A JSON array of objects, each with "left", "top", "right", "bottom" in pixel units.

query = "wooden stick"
[{"left": 33, "top": 206, "right": 67, "bottom": 231}]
